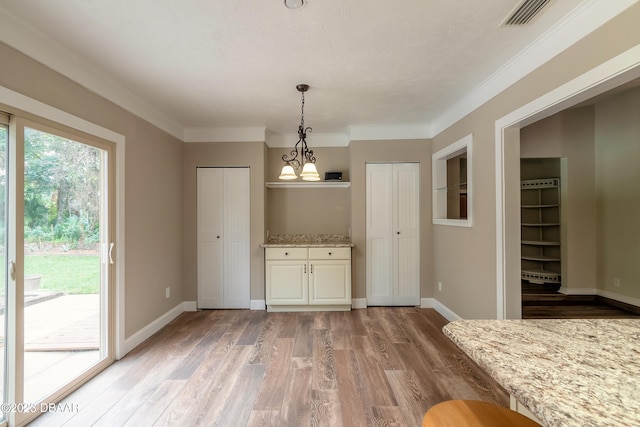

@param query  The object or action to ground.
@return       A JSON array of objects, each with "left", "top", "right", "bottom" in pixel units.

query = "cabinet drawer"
[
  {"left": 265, "top": 247, "right": 308, "bottom": 260},
  {"left": 309, "top": 247, "right": 351, "bottom": 260}
]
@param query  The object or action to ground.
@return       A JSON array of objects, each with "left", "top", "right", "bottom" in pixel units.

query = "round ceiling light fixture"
[{"left": 284, "top": 0, "right": 305, "bottom": 9}]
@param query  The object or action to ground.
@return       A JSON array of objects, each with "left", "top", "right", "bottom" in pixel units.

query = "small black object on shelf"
[{"left": 325, "top": 171, "right": 342, "bottom": 181}]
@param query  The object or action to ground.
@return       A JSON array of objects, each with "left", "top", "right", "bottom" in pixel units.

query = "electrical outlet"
[
  {"left": 614, "top": 278, "right": 621, "bottom": 288},
  {"left": 166, "top": 287, "right": 171, "bottom": 298},
  {"left": 438, "top": 281, "right": 442, "bottom": 292}
]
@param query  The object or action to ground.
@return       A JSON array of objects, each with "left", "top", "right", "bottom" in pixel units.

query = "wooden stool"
[{"left": 422, "top": 400, "right": 542, "bottom": 427}]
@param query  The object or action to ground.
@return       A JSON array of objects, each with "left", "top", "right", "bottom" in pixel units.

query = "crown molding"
[
  {"left": 430, "top": 0, "right": 639, "bottom": 137},
  {"left": 0, "top": 8, "right": 183, "bottom": 140},
  {"left": 184, "top": 126, "right": 266, "bottom": 143},
  {"left": 348, "top": 124, "right": 433, "bottom": 141},
  {"left": 265, "top": 131, "right": 349, "bottom": 148}
]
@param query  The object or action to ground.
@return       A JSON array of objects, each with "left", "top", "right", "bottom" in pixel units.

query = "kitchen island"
[{"left": 443, "top": 319, "right": 640, "bottom": 427}]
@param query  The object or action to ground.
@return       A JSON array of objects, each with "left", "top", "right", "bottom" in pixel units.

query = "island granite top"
[
  {"left": 260, "top": 234, "right": 354, "bottom": 248},
  {"left": 443, "top": 318, "right": 640, "bottom": 427}
]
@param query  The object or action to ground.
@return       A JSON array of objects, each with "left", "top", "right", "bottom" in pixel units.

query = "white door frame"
[{"left": 494, "top": 45, "right": 640, "bottom": 319}]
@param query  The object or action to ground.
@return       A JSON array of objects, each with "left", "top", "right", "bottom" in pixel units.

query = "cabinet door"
[
  {"left": 309, "top": 260, "right": 351, "bottom": 305},
  {"left": 266, "top": 261, "right": 308, "bottom": 305}
]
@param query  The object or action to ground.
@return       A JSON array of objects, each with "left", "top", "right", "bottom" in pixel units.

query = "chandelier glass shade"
[{"left": 279, "top": 84, "right": 320, "bottom": 181}]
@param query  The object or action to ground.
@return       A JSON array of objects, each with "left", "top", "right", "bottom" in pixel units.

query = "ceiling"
[{"left": 0, "top": 0, "right": 603, "bottom": 142}]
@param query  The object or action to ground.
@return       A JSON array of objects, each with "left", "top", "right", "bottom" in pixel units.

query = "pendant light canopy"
[
  {"left": 284, "top": 0, "right": 305, "bottom": 9},
  {"left": 279, "top": 84, "right": 320, "bottom": 181}
]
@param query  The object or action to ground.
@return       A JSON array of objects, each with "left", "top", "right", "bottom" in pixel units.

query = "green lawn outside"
[{"left": 25, "top": 254, "right": 100, "bottom": 294}]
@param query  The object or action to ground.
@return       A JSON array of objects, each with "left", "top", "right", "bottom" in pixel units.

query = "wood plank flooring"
[
  {"left": 29, "top": 308, "right": 508, "bottom": 427},
  {"left": 522, "top": 283, "right": 640, "bottom": 319}
]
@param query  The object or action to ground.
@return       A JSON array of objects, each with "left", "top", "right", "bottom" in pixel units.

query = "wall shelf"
[{"left": 266, "top": 181, "right": 350, "bottom": 189}]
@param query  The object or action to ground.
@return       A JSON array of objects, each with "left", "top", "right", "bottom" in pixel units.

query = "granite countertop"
[
  {"left": 443, "top": 319, "right": 640, "bottom": 427},
  {"left": 260, "top": 234, "right": 354, "bottom": 248}
]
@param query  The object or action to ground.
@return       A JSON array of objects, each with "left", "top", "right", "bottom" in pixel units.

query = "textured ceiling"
[{"left": 0, "top": 0, "right": 590, "bottom": 138}]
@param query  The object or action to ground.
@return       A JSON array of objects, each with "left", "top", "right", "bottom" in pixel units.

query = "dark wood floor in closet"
[
  {"left": 30, "top": 308, "right": 508, "bottom": 427},
  {"left": 522, "top": 282, "right": 640, "bottom": 319}
]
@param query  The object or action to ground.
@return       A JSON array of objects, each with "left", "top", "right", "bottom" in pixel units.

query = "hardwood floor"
[
  {"left": 522, "top": 283, "right": 640, "bottom": 319},
  {"left": 30, "top": 308, "right": 507, "bottom": 427}
]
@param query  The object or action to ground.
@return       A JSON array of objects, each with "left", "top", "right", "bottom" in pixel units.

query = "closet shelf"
[
  {"left": 522, "top": 222, "right": 560, "bottom": 227},
  {"left": 521, "top": 255, "right": 561, "bottom": 262},
  {"left": 521, "top": 269, "right": 561, "bottom": 284},
  {"left": 522, "top": 240, "right": 560, "bottom": 246},
  {"left": 521, "top": 204, "right": 559, "bottom": 209}
]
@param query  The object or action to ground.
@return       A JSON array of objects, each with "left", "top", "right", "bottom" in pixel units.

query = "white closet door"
[
  {"left": 222, "top": 168, "right": 251, "bottom": 308},
  {"left": 366, "top": 163, "right": 420, "bottom": 306},
  {"left": 393, "top": 163, "right": 420, "bottom": 305},
  {"left": 197, "top": 168, "right": 224, "bottom": 308},
  {"left": 197, "top": 167, "right": 250, "bottom": 309},
  {"left": 366, "top": 164, "right": 395, "bottom": 305}
]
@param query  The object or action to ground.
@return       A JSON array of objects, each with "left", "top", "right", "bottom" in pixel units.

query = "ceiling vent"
[{"left": 502, "top": 0, "right": 554, "bottom": 26}]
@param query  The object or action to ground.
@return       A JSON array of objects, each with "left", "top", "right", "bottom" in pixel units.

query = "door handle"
[
  {"left": 304, "top": 264, "right": 307, "bottom": 274},
  {"left": 108, "top": 242, "right": 115, "bottom": 265},
  {"left": 9, "top": 261, "right": 16, "bottom": 280}
]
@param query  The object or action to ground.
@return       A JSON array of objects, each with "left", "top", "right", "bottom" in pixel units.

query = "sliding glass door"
[
  {"left": 1, "top": 114, "right": 8, "bottom": 425},
  {"left": 1, "top": 115, "right": 114, "bottom": 426}
]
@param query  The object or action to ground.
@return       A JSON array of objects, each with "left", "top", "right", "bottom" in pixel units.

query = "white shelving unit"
[{"left": 521, "top": 178, "right": 561, "bottom": 285}]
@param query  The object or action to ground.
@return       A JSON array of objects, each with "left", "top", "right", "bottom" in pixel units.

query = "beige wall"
[
  {"left": 520, "top": 107, "right": 598, "bottom": 293},
  {"left": 0, "top": 42, "right": 185, "bottom": 338},
  {"left": 595, "top": 87, "right": 640, "bottom": 300},
  {"left": 349, "top": 139, "right": 432, "bottom": 300},
  {"left": 432, "top": 3, "right": 640, "bottom": 318},
  {"left": 266, "top": 147, "right": 351, "bottom": 235},
  {"left": 182, "top": 142, "right": 266, "bottom": 302}
]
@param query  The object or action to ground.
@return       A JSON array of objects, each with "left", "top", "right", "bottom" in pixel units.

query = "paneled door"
[
  {"left": 366, "top": 163, "right": 420, "bottom": 306},
  {"left": 197, "top": 167, "right": 250, "bottom": 309}
]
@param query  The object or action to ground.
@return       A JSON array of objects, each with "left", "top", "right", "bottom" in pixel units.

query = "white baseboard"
[
  {"left": 121, "top": 302, "right": 186, "bottom": 357},
  {"left": 558, "top": 287, "right": 597, "bottom": 295},
  {"left": 421, "top": 298, "right": 461, "bottom": 322},
  {"left": 598, "top": 289, "right": 640, "bottom": 308},
  {"left": 351, "top": 298, "right": 367, "bottom": 309},
  {"left": 183, "top": 301, "right": 197, "bottom": 311},
  {"left": 251, "top": 299, "right": 266, "bottom": 310}
]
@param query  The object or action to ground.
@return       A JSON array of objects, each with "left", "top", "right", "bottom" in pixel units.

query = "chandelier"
[{"left": 279, "top": 84, "right": 320, "bottom": 181}]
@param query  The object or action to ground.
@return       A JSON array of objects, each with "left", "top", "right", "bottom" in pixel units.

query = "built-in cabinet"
[
  {"left": 366, "top": 163, "right": 420, "bottom": 306},
  {"left": 197, "top": 167, "right": 251, "bottom": 309},
  {"left": 520, "top": 178, "right": 561, "bottom": 285},
  {"left": 265, "top": 247, "right": 351, "bottom": 311}
]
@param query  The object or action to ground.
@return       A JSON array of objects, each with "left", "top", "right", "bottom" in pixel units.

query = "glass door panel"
[
  {"left": 22, "top": 126, "right": 106, "bottom": 404},
  {"left": 0, "top": 118, "right": 8, "bottom": 424}
]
